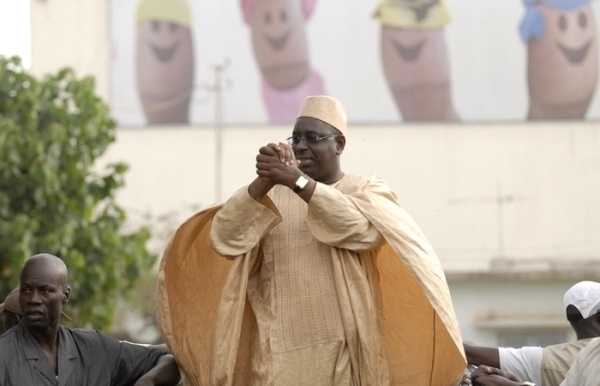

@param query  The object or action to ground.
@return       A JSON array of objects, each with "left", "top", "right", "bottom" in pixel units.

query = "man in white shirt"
[
  {"left": 469, "top": 336, "right": 600, "bottom": 386},
  {"left": 465, "top": 281, "right": 600, "bottom": 386}
]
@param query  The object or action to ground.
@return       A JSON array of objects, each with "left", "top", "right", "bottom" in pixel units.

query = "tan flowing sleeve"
[
  {"left": 305, "top": 181, "right": 383, "bottom": 252},
  {"left": 209, "top": 186, "right": 282, "bottom": 257},
  {"left": 346, "top": 175, "right": 466, "bottom": 385}
]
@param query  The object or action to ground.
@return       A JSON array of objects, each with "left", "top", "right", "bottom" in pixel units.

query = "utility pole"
[
  {"left": 202, "top": 59, "right": 230, "bottom": 202},
  {"left": 495, "top": 183, "right": 512, "bottom": 257}
]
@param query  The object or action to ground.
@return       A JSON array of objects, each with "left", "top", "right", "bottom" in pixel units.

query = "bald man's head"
[
  {"left": 19, "top": 254, "right": 70, "bottom": 330},
  {"left": 21, "top": 254, "right": 68, "bottom": 287}
]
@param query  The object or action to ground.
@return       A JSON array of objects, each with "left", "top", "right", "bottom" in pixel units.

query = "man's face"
[
  {"left": 291, "top": 117, "right": 343, "bottom": 182},
  {"left": 250, "top": 0, "right": 309, "bottom": 90},
  {"left": 20, "top": 263, "right": 69, "bottom": 331}
]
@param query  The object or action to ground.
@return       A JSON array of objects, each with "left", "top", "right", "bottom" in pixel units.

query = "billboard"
[{"left": 110, "top": 0, "right": 600, "bottom": 126}]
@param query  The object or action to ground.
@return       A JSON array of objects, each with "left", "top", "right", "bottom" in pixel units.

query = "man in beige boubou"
[{"left": 157, "top": 95, "right": 466, "bottom": 385}]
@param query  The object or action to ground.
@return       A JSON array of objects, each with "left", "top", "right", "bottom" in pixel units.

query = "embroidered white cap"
[
  {"left": 297, "top": 95, "right": 347, "bottom": 134},
  {"left": 564, "top": 281, "right": 600, "bottom": 318}
]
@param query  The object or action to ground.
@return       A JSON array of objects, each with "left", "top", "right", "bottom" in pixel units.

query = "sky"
[{"left": 0, "top": 1, "right": 31, "bottom": 67}]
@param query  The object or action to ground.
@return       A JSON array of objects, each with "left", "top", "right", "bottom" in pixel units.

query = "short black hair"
[{"left": 567, "top": 312, "right": 584, "bottom": 323}]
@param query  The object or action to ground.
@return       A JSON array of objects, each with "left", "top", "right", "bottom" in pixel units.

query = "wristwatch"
[{"left": 293, "top": 174, "right": 310, "bottom": 193}]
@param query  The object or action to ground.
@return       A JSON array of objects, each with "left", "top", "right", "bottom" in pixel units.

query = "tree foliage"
[{"left": 0, "top": 56, "right": 155, "bottom": 329}]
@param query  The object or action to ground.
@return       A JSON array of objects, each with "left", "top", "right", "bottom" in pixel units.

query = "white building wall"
[
  {"left": 30, "top": 0, "right": 109, "bottom": 100},
  {"left": 449, "top": 279, "right": 576, "bottom": 346},
  {"left": 97, "top": 123, "right": 600, "bottom": 272}
]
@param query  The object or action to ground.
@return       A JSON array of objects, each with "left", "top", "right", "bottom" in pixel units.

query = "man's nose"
[
  {"left": 29, "top": 290, "right": 42, "bottom": 303},
  {"left": 295, "top": 138, "right": 309, "bottom": 150}
]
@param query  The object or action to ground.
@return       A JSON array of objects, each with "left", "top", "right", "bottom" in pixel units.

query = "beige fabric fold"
[{"left": 157, "top": 175, "right": 466, "bottom": 385}]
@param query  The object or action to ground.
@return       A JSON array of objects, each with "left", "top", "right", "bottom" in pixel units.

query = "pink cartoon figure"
[
  {"left": 520, "top": 0, "right": 598, "bottom": 119},
  {"left": 241, "top": 0, "right": 326, "bottom": 123}
]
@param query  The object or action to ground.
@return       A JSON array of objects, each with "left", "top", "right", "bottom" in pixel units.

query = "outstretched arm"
[
  {"left": 470, "top": 366, "right": 523, "bottom": 386},
  {"left": 248, "top": 176, "right": 276, "bottom": 202},
  {"left": 304, "top": 179, "right": 383, "bottom": 251},
  {"left": 210, "top": 144, "right": 287, "bottom": 257},
  {"left": 249, "top": 142, "right": 296, "bottom": 201},
  {"left": 133, "top": 354, "right": 181, "bottom": 386},
  {"left": 209, "top": 185, "right": 282, "bottom": 257},
  {"left": 104, "top": 333, "right": 181, "bottom": 386},
  {"left": 254, "top": 142, "right": 315, "bottom": 202},
  {"left": 464, "top": 342, "right": 501, "bottom": 368}
]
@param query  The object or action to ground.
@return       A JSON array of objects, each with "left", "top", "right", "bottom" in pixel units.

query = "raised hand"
[
  {"left": 470, "top": 366, "right": 521, "bottom": 386},
  {"left": 248, "top": 142, "right": 303, "bottom": 201},
  {"left": 256, "top": 142, "right": 303, "bottom": 189},
  {"left": 259, "top": 142, "right": 297, "bottom": 167}
]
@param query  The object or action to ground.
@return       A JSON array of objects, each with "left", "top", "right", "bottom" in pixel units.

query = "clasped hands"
[
  {"left": 255, "top": 142, "right": 304, "bottom": 190},
  {"left": 469, "top": 366, "right": 522, "bottom": 386}
]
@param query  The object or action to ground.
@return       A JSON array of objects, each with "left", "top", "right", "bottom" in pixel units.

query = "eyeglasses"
[{"left": 287, "top": 134, "right": 339, "bottom": 146}]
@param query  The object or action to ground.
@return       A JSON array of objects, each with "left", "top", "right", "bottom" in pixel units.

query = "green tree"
[{"left": 0, "top": 56, "right": 155, "bottom": 330}]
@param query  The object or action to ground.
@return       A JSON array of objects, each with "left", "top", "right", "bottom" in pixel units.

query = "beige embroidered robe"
[{"left": 157, "top": 174, "right": 466, "bottom": 386}]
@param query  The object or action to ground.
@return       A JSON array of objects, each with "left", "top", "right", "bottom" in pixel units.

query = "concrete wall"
[
  {"left": 97, "top": 123, "right": 600, "bottom": 272},
  {"left": 30, "top": 0, "right": 109, "bottom": 100},
  {"left": 449, "top": 278, "right": 575, "bottom": 346}
]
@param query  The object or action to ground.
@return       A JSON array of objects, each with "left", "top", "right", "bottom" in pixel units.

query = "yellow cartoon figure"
[
  {"left": 374, "top": 0, "right": 459, "bottom": 121},
  {"left": 136, "top": 0, "right": 195, "bottom": 125},
  {"left": 520, "top": 0, "right": 598, "bottom": 119}
]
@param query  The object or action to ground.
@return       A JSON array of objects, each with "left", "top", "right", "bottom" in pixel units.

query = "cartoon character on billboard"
[
  {"left": 136, "top": 0, "right": 195, "bottom": 125},
  {"left": 520, "top": 0, "right": 598, "bottom": 119},
  {"left": 241, "top": 0, "right": 326, "bottom": 123},
  {"left": 373, "top": 0, "right": 459, "bottom": 121}
]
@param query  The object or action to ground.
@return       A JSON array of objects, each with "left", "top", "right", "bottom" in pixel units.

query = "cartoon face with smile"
[
  {"left": 381, "top": 27, "right": 451, "bottom": 93},
  {"left": 526, "top": 3, "right": 598, "bottom": 119},
  {"left": 249, "top": 0, "right": 310, "bottom": 90},
  {"left": 147, "top": 21, "right": 182, "bottom": 62},
  {"left": 136, "top": 0, "right": 195, "bottom": 125},
  {"left": 375, "top": 0, "right": 459, "bottom": 121}
]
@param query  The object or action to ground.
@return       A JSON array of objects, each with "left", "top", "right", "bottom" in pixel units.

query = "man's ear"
[
  {"left": 336, "top": 135, "right": 346, "bottom": 155},
  {"left": 63, "top": 287, "right": 70, "bottom": 304}
]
